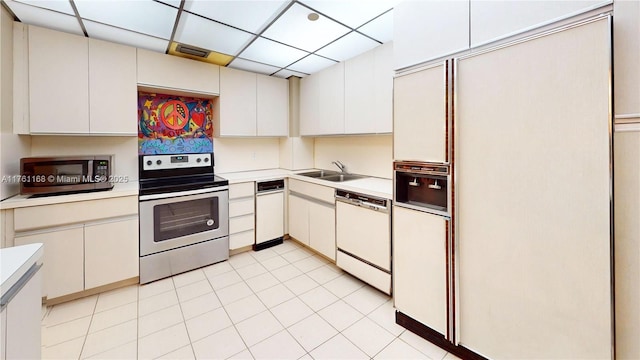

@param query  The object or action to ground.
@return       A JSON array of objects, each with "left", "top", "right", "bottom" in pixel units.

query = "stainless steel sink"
[
  {"left": 298, "top": 170, "right": 339, "bottom": 178},
  {"left": 320, "top": 174, "right": 366, "bottom": 182}
]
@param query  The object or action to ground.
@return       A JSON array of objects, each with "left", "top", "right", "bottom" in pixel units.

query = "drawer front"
[
  {"left": 229, "top": 182, "right": 255, "bottom": 199},
  {"left": 229, "top": 198, "right": 254, "bottom": 217},
  {"left": 14, "top": 196, "right": 138, "bottom": 232},
  {"left": 337, "top": 251, "right": 391, "bottom": 295},
  {"left": 230, "top": 214, "right": 254, "bottom": 234},
  {"left": 230, "top": 230, "right": 254, "bottom": 250},
  {"left": 288, "top": 179, "right": 334, "bottom": 204}
]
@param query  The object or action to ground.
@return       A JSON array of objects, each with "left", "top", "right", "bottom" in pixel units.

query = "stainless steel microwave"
[{"left": 20, "top": 155, "right": 114, "bottom": 196}]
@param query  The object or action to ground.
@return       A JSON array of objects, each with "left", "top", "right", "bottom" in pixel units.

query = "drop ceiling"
[{"left": 1, "top": 0, "right": 397, "bottom": 78}]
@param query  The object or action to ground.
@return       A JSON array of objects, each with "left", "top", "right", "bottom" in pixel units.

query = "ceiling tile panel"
[
  {"left": 13, "top": 0, "right": 75, "bottom": 15},
  {"left": 300, "top": 0, "right": 397, "bottom": 28},
  {"left": 262, "top": 3, "right": 350, "bottom": 53},
  {"left": 4, "top": 0, "right": 83, "bottom": 35},
  {"left": 358, "top": 10, "right": 393, "bottom": 43},
  {"left": 288, "top": 54, "right": 336, "bottom": 74},
  {"left": 316, "top": 31, "right": 379, "bottom": 61},
  {"left": 184, "top": 0, "right": 288, "bottom": 34},
  {"left": 228, "top": 58, "right": 281, "bottom": 75},
  {"left": 84, "top": 20, "right": 169, "bottom": 53},
  {"left": 174, "top": 12, "right": 254, "bottom": 56},
  {"left": 239, "top": 37, "right": 308, "bottom": 68},
  {"left": 274, "top": 69, "right": 308, "bottom": 79},
  {"left": 73, "top": 0, "right": 177, "bottom": 39}
]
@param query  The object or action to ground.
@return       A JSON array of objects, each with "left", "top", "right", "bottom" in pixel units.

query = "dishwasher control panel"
[{"left": 335, "top": 189, "right": 389, "bottom": 211}]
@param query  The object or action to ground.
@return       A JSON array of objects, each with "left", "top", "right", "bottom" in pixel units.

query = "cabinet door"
[
  {"left": 28, "top": 25, "right": 89, "bottom": 134},
  {"left": 256, "top": 192, "right": 284, "bottom": 244},
  {"left": 394, "top": 63, "right": 447, "bottom": 162},
  {"left": 288, "top": 193, "right": 309, "bottom": 245},
  {"left": 137, "top": 48, "right": 220, "bottom": 95},
  {"left": 614, "top": 0, "right": 640, "bottom": 117},
  {"left": 5, "top": 269, "right": 42, "bottom": 360},
  {"left": 393, "top": 206, "right": 447, "bottom": 336},
  {"left": 317, "top": 62, "right": 345, "bottom": 135},
  {"left": 373, "top": 42, "right": 393, "bottom": 133},
  {"left": 257, "top": 75, "right": 289, "bottom": 137},
  {"left": 394, "top": 0, "right": 469, "bottom": 69},
  {"left": 219, "top": 67, "right": 257, "bottom": 136},
  {"left": 89, "top": 39, "right": 137, "bottom": 134},
  {"left": 309, "top": 201, "right": 335, "bottom": 261},
  {"left": 470, "top": 0, "right": 606, "bottom": 47},
  {"left": 345, "top": 47, "right": 375, "bottom": 134},
  {"left": 15, "top": 227, "right": 84, "bottom": 299},
  {"left": 84, "top": 218, "right": 139, "bottom": 289},
  {"left": 299, "top": 73, "right": 320, "bottom": 136},
  {"left": 1, "top": 307, "right": 5, "bottom": 360}
]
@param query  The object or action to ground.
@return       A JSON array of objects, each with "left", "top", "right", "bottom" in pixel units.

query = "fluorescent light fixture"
[
  {"left": 288, "top": 54, "right": 336, "bottom": 74},
  {"left": 300, "top": 0, "right": 398, "bottom": 28},
  {"left": 262, "top": 3, "right": 349, "bottom": 52},
  {"left": 73, "top": 0, "right": 178, "bottom": 39},
  {"left": 239, "top": 37, "right": 308, "bottom": 68},
  {"left": 13, "top": 0, "right": 75, "bottom": 15},
  {"left": 316, "top": 31, "right": 380, "bottom": 62},
  {"left": 358, "top": 10, "right": 394, "bottom": 43},
  {"left": 4, "top": 0, "right": 83, "bottom": 35},
  {"left": 174, "top": 12, "right": 254, "bottom": 56},
  {"left": 274, "top": 69, "right": 308, "bottom": 79},
  {"left": 84, "top": 20, "right": 169, "bottom": 53},
  {"left": 184, "top": 0, "right": 288, "bottom": 34},
  {"left": 229, "top": 58, "right": 281, "bottom": 76}
]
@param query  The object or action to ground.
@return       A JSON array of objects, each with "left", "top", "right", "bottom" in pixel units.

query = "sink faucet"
[{"left": 332, "top": 160, "right": 348, "bottom": 174}]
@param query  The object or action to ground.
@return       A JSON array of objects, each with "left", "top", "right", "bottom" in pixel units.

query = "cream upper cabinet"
[
  {"left": 28, "top": 25, "right": 89, "bottom": 134},
  {"left": 393, "top": 0, "right": 469, "bottom": 70},
  {"left": 394, "top": 63, "right": 447, "bottom": 163},
  {"left": 216, "top": 68, "right": 289, "bottom": 137},
  {"left": 614, "top": 0, "right": 640, "bottom": 117},
  {"left": 88, "top": 39, "right": 137, "bottom": 135},
  {"left": 344, "top": 42, "right": 393, "bottom": 134},
  {"left": 257, "top": 74, "right": 289, "bottom": 137},
  {"left": 137, "top": 48, "right": 220, "bottom": 95},
  {"left": 470, "top": 0, "right": 608, "bottom": 47},
  {"left": 300, "top": 62, "right": 345, "bottom": 136},
  {"left": 218, "top": 67, "right": 257, "bottom": 136}
]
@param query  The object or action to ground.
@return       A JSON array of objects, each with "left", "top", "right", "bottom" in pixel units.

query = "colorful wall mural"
[{"left": 138, "top": 92, "right": 214, "bottom": 155}]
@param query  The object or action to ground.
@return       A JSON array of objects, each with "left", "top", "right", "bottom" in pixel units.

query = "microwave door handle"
[{"left": 87, "top": 160, "right": 94, "bottom": 180}]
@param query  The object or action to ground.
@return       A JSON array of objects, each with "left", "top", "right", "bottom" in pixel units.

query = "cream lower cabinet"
[
  {"left": 11, "top": 196, "right": 138, "bottom": 300},
  {"left": 14, "top": 227, "right": 84, "bottom": 299},
  {"left": 3, "top": 268, "right": 42, "bottom": 360},
  {"left": 308, "top": 201, "right": 336, "bottom": 261},
  {"left": 229, "top": 182, "right": 255, "bottom": 250},
  {"left": 393, "top": 206, "right": 448, "bottom": 336},
  {"left": 84, "top": 218, "right": 139, "bottom": 289},
  {"left": 288, "top": 179, "right": 335, "bottom": 260}
]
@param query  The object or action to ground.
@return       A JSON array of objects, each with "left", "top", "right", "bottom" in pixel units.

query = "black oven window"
[{"left": 153, "top": 197, "right": 220, "bottom": 242}]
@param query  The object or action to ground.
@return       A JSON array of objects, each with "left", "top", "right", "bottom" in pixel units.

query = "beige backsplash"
[
  {"left": 314, "top": 135, "right": 392, "bottom": 179},
  {"left": 213, "top": 137, "right": 280, "bottom": 174}
]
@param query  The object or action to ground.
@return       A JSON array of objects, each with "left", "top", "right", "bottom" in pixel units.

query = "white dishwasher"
[
  {"left": 255, "top": 179, "right": 285, "bottom": 251},
  {"left": 335, "top": 189, "right": 391, "bottom": 294}
]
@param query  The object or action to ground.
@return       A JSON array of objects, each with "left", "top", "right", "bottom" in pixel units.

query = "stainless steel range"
[{"left": 138, "top": 153, "right": 229, "bottom": 284}]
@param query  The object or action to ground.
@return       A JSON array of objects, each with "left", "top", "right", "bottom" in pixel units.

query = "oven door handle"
[{"left": 139, "top": 186, "right": 229, "bottom": 201}]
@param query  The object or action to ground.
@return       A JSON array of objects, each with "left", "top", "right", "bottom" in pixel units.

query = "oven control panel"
[{"left": 142, "top": 154, "right": 212, "bottom": 170}]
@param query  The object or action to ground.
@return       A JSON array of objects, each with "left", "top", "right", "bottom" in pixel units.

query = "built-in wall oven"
[
  {"left": 138, "top": 153, "right": 229, "bottom": 284},
  {"left": 393, "top": 160, "right": 456, "bottom": 342}
]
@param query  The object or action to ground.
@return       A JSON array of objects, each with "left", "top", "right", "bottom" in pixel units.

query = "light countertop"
[
  {"left": 0, "top": 181, "right": 138, "bottom": 210},
  {"left": 0, "top": 243, "right": 43, "bottom": 302},
  {"left": 219, "top": 168, "right": 393, "bottom": 200}
]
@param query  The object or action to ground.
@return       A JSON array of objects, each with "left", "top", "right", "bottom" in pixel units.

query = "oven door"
[{"left": 139, "top": 188, "right": 229, "bottom": 257}]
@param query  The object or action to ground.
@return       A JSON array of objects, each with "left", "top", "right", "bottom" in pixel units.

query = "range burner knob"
[
  {"left": 156, "top": 160, "right": 162, "bottom": 165},
  {"left": 196, "top": 158, "right": 202, "bottom": 163},
  {"left": 204, "top": 158, "right": 209, "bottom": 163},
  {"left": 146, "top": 160, "right": 152, "bottom": 166}
]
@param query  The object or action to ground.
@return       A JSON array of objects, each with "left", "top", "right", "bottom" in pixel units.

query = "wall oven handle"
[{"left": 139, "top": 186, "right": 229, "bottom": 201}]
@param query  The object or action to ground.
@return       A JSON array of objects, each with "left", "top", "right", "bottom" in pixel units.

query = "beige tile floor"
[{"left": 40, "top": 240, "right": 463, "bottom": 360}]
